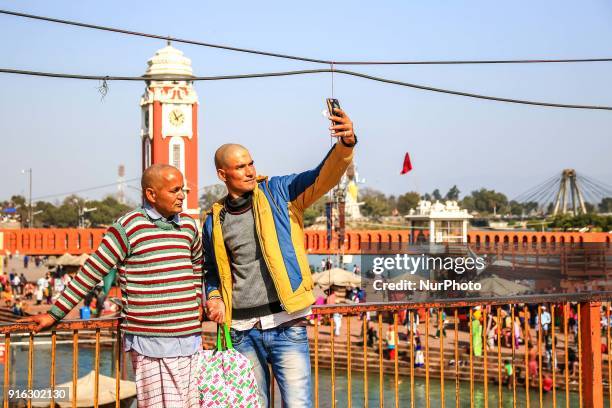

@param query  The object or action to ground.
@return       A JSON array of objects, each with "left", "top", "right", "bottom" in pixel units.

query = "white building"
[{"left": 405, "top": 200, "right": 472, "bottom": 243}]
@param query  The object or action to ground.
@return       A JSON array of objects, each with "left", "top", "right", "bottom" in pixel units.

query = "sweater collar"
[
  {"left": 144, "top": 203, "right": 181, "bottom": 226},
  {"left": 224, "top": 192, "right": 253, "bottom": 215}
]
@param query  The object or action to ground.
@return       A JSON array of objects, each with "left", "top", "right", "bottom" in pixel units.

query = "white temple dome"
[{"left": 144, "top": 44, "right": 194, "bottom": 78}]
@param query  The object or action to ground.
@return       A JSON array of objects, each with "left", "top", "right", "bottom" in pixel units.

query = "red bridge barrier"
[
  {"left": 0, "top": 228, "right": 609, "bottom": 256},
  {"left": 0, "top": 228, "right": 105, "bottom": 255}
]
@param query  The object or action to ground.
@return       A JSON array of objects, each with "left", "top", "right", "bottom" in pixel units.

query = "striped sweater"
[{"left": 49, "top": 208, "right": 203, "bottom": 337}]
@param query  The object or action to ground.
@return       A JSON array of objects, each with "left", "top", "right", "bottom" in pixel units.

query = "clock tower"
[{"left": 140, "top": 43, "right": 200, "bottom": 220}]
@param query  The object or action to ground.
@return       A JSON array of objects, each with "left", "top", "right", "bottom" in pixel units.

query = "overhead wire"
[
  {"left": 32, "top": 178, "right": 139, "bottom": 200},
  {"left": 2, "top": 68, "right": 612, "bottom": 111},
  {"left": 2, "top": 9, "right": 612, "bottom": 66}
]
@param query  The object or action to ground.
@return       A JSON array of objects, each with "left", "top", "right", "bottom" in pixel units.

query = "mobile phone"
[{"left": 326, "top": 98, "right": 341, "bottom": 125}]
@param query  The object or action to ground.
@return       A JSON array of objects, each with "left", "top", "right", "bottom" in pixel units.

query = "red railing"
[
  {"left": 1, "top": 293, "right": 610, "bottom": 407},
  {"left": 1, "top": 228, "right": 609, "bottom": 255}
]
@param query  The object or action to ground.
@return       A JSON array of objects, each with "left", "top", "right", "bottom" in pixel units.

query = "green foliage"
[
  {"left": 86, "top": 197, "right": 132, "bottom": 226},
  {"left": 303, "top": 196, "right": 327, "bottom": 227},
  {"left": 396, "top": 192, "right": 420, "bottom": 215},
  {"left": 445, "top": 185, "right": 460, "bottom": 201},
  {"left": 421, "top": 186, "right": 460, "bottom": 203},
  {"left": 22, "top": 195, "right": 134, "bottom": 227},
  {"left": 360, "top": 188, "right": 393, "bottom": 218},
  {"left": 508, "top": 200, "right": 539, "bottom": 216},
  {"left": 199, "top": 184, "right": 228, "bottom": 211},
  {"left": 1, "top": 195, "right": 29, "bottom": 224},
  {"left": 599, "top": 197, "right": 612, "bottom": 213},
  {"left": 460, "top": 188, "right": 508, "bottom": 214},
  {"left": 548, "top": 213, "right": 612, "bottom": 231},
  {"left": 432, "top": 189, "right": 442, "bottom": 201}
]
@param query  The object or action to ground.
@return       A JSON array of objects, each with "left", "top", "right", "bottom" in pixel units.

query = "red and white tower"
[{"left": 140, "top": 43, "right": 200, "bottom": 220}]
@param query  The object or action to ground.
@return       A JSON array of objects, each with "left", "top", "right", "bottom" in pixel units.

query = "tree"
[
  {"left": 199, "top": 184, "right": 228, "bottom": 211},
  {"left": 432, "top": 189, "right": 442, "bottom": 201},
  {"left": 599, "top": 197, "right": 612, "bottom": 213},
  {"left": 42, "top": 196, "right": 82, "bottom": 227},
  {"left": 548, "top": 213, "right": 612, "bottom": 231},
  {"left": 6, "top": 195, "right": 29, "bottom": 224},
  {"left": 85, "top": 196, "right": 132, "bottom": 226},
  {"left": 303, "top": 196, "right": 327, "bottom": 227},
  {"left": 460, "top": 188, "right": 508, "bottom": 214},
  {"left": 445, "top": 185, "right": 460, "bottom": 201},
  {"left": 396, "top": 192, "right": 420, "bottom": 215},
  {"left": 508, "top": 200, "right": 539, "bottom": 216},
  {"left": 360, "top": 188, "right": 393, "bottom": 218}
]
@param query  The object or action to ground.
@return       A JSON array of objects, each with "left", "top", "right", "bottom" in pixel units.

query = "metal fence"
[{"left": 1, "top": 293, "right": 610, "bottom": 408}]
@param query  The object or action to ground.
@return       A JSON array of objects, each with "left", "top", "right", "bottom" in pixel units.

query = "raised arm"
[{"left": 274, "top": 107, "right": 357, "bottom": 211}]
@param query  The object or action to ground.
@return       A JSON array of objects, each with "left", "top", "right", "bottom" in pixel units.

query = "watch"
[{"left": 341, "top": 133, "right": 358, "bottom": 147}]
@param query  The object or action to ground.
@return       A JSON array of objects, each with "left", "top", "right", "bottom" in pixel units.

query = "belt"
[{"left": 252, "top": 317, "right": 309, "bottom": 330}]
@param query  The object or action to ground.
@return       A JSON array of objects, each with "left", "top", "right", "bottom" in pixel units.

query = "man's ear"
[
  {"left": 144, "top": 187, "right": 156, "bottom": 204},
  {"left": 217, "top": 169, "right": 227, "bottom": 183}
]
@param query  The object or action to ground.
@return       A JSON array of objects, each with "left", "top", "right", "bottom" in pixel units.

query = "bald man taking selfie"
[
  {"left": 203, "top": 107, "right": 357, "bottom": 407},
  {"left": 23, "top": 164, "right": 203, "bottom": 408}
]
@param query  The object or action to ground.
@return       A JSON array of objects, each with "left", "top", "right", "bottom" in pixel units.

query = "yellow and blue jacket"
[{"left": 202, "top": 141, "right": 355, "bottom": 324}]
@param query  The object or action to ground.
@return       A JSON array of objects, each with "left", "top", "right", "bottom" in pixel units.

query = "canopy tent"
[
  {"left": 51, "top": 253, "right": 90, "bottom": 267},
  {"left": 45, "top": 255, "right": 58, "bottom": 267},
  {"left": 32, "top": 371, "right": 136, "bottom": 407},
  {"left": 475, "top": 274, "right": 531, "bottom": 297},
  {"left": 312, "top": 268, "right": 362, "bottom": 289},
  {"left": 390, "top": 272, "right": 426, "bottom": 285}
]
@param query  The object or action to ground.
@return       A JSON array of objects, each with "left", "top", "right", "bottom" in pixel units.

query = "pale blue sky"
[{"left": 1, "top": 1, "right": 611, "bottom": 204}]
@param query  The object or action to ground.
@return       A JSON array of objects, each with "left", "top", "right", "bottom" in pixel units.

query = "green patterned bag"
[{"left": 196, "top": 324, "right": 262, "bottom": 407}]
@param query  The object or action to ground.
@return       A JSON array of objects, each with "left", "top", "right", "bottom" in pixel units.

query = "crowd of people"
[
  {"left": 1, "top": 255, "right": 56, "bottom": 316},
  {"left": 0, "top": 254, "right": 75, "bottom": 317},
  {"left": 316, "top": 297, "right": 610, "bottom": 392}
]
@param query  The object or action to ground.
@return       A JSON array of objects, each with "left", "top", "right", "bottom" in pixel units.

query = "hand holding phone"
[
  {"left": 326, "top": 98, "right": 342, "bottom": 126},
  {"left": 325, "top": 98, "right": 356, "bottom": 146}
]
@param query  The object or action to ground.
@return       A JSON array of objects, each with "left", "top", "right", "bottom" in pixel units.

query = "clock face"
[{"left": 169, "top": 108, "right": 185, "bottom": 126}]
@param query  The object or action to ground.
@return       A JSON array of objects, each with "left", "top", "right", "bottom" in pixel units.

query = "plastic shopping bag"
[{"left": 196, "top": 324, "right": 262, "bottom": 407}]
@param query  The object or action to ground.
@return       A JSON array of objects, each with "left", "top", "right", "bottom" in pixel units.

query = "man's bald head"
[
  {"left": 214, "top": 143, "right": 257, "bottom": 198},
  {"left": 214, "top": 143, "right": 249, "bottom": 170},
  {"left": 141, "top": 164, "right": 185, "bottom": 218},
  {"left": 141, "top": 164, "right": 180, "bottom": 191}
]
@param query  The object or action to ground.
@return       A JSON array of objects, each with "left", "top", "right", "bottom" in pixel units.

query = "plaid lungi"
[{"left": 131, "top": 351, "right": 200, "bottom": 408}]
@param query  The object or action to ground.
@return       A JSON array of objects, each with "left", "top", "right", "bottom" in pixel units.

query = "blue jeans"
[{"left": 230, "top": 325, "right": 312, "bottom": 408}]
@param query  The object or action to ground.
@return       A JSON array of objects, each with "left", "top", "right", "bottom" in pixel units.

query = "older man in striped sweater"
[{"left": 24, "top": 164, "right": 203, "bottom": 408}]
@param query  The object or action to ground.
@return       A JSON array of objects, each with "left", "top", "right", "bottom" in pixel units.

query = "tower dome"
[{"left": 144, "top": 43, "right": 194, "bottom": 78}]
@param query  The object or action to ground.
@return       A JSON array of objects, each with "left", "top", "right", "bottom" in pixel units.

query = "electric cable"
[
  {"left": 2, "top": 68, "right": 612, "bottom": 111},
  {"left": 2, "top": 9, "right": 612, "bottom": 67},
  {"left": 32, "top": 178, "right": 139, "bottom": 200}
]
